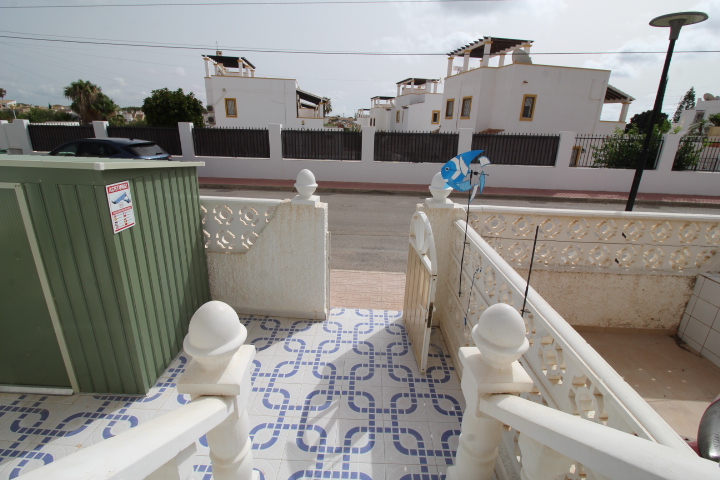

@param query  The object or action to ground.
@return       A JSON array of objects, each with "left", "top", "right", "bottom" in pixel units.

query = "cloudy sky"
[{"left": 1, "top": 0, "right": 718, "bottom": 122}]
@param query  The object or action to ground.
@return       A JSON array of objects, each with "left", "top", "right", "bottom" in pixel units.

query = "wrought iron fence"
[
  {"left": 471, "top": 133, "right": 559, "bottom": 166},
  {"left": 193, "top": 127, "right": 270, "bottom": 158},
  {"left": 27, "top": 124, "right": 95, "bottom": 152},
  {"left": 107, "top": 126, "right": 182, "bottom": 155},
  {"left": 572, "top": 134, "right": 663, "bottom": 169},
  {"left": 673, "top": 136, "right": 720, "bottom": 172},
  {"left": 374, "top": 131, "right": 459, "bottom": 163},
  {"left": 282, "top": 130, "right": 362, "bottom": 160}
]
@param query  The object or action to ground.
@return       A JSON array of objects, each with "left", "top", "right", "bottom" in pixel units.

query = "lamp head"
[{"left": 650, "top": 11, "right": 708, "bottom": 40}]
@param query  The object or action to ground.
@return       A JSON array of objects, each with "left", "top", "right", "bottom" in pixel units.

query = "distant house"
[
  {"left": 370, "top": 78, "right": 443, "bottom": 132},
  {"left": 439, "top": 37, "right": 635, "bottom": 134},
  {"left": 677, "top": 93, "right": 720, "bottom": 133},
  {"left": 0, "top": 100, "right": 17, "bottom": 109},
  {"left": 202, "top": 53, "right": 330, "bottom": 129}
]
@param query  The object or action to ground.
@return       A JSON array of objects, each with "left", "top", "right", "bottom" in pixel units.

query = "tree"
[
  {"left": 63, "top": 80, "right": 118, "bottom": 123},
  {"left": 672, "top": 87, "right": 696, "bottom": 123},
  {"left": 593, "top": 125, "right": 664, "bottom": 169},
  {"left": 142, "top": 88, "right": 203, "bottom": 127},
  {"left": 322, "top": 97, "right": 332, "bottom": 116},
  {"left": 625, "top": 109, "right": 670, "bottom": 134},
  {"left": 0, "top": 88, "right": 6, "bottom": 100}
]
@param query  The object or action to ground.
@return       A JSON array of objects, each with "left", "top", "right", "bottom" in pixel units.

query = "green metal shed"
[{"left": 0, "top": 155, "right": 209, "bottom": 395}]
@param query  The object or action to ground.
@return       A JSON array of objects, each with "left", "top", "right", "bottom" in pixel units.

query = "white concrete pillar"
[
  {"left": 268, "top": 123, "right": 283, "bottom": 174},
  {"left": 462, "top": 53, "right": 470, "bottom": 72},
  {"left": 9, "top": 119, "right": 33, "bottom": 154},
  {"left": 619, "top": 103, "right": 630, "bottom": 123},
  {"left": 0, "top": 120, "right": 9, "bottom": 150},
  {"left": 481, "top": 42, "right": 491, "bottom": 67},
  {"left": 361, "top": 126, "right": 376, "bottom": 164},
  {"left": 446, "top": 304, "right": 534, "bottom": 480},
  {"left": 177, "top": 301, "right": 257, "bottom": 480},
  {"left": 178, "top": 122, "right": 196, "bottom": 159},
  {"left": 457, "top": 128, "right": 473, "bottom": 155},
  {"left": 655, "top": 133, "right": 682, "bottom": 173},
  {"left": 524, "top": 43, "right": 532, "bottom": 54},
  {"left": 432, "top": 82, "right": 438, "bottom": 94},
  {"left": 92, "top": 121, "right": 108, "bottom": 139},
  {"left": 204, "top": 58, "right": 211, "bottom": 77},
  {"left": 498, "top": 54, "right": 506, "bottom": 67},
  {"left": 554, "top": 131, "right": 577, "bottom": 169},
  {"left": 447, "top": 57, "right": 455, "bottom": 78},
  {"left": 397, "top": 85, "right": 401, "bottom": 97}
]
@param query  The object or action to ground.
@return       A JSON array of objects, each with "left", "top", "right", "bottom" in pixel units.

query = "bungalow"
[
  {"left": 367, "top": 78, "right": 443, "bottom": 132},
  {"left": 203, "top": 52, "right": 330, "bottom": 129}
]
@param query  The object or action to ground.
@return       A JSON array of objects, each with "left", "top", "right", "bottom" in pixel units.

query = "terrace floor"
[
  {"left": 0, "top": 308, "right": 463, "bottom": 480},
  {"left": 2, "top": 272, "right": 720, "bottom": 479}
]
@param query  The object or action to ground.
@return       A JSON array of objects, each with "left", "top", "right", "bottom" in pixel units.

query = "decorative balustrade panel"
[
  {"left": 445, "top": 219, "right": 687, "bottom": 453},
  {"left": 200, "top": 196, "right": 282, "bottom": 253},
  {"left": 468, "top": 206, "right": 720, "bottom": 275}
]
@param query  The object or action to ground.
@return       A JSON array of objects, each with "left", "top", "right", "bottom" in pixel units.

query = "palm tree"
[
  {"left": 64, "top": 80, "right": 101, "bottom": 123},
  {"left": 0, "top": 88, "right": 6, "bottom": 100}
]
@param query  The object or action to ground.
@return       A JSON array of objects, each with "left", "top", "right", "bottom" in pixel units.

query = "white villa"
[
  {"left": 202, "top": 53, "right": 330, "bottom": 129},
  {"left": 367, "top": 78, "right": 443, "bottom": 132},
  {"left": 677, "top": 92, "right": 720, "bottom": 134},
  {"left": 438, "top": 37, "right": 636, "bottom": 134}
]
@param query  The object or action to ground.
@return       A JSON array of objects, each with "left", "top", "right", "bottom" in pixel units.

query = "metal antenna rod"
[
  {"left": 458, "top": 174, "right": 473, "bottom": 295},
  {"left": 520, "top": 225, "right": 540, "bottom": 317}
]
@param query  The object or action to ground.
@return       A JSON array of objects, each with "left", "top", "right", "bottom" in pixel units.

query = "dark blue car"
[{"left": 48, "top": 138, "right": 171, "bottom": 160}]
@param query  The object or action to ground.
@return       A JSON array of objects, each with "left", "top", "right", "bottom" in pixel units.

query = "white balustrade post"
[
  {"left": 426, "top": 172, "right": 454, "bottom": 208},
  {"left": 361, "top": 125, "right": 375, "bottom": 163},
  {"left": 517, "top": 433, "right": 573, "bottom": 480},
  {"left": 178, "top": 122, "right": 196, "bottom": 159},
  {"left": 92, "top": 120, "right": 108, "bottom": 139},
  {"left": 446, "top": 303, "right": 534, "bottom": 480},
  {"left": 177, "top": 301, "right": 258, "bottom": 480}
]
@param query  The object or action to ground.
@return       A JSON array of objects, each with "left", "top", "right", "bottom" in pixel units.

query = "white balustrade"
[
  {"left": 469, "top": 205, "right": 720, "bottom": 275},
  {"left": 200, "top": 196, "right": 282, "bottom": 253},
  {"left": 443, "top": 218, "right": 691, "bottom": 452},
  {"left": 447, "top": 304, "right": 717, "bottom": 480},
  {"left": 19, "top": 300, "right": 258, "bottom": 480}
]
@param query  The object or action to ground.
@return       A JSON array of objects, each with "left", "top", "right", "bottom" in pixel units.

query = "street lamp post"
[{"left": 625, "top": 11, "right": 708, "bottom": 211}]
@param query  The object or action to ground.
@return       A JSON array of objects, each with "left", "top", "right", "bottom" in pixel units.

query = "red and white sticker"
[{"left": 106, "top": 181, "right": 136, "bottom": 234}]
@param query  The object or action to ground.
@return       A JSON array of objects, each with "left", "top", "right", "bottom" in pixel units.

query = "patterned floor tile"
[{"left": 0, "top": 309, "right": 463, "bottom": 480}]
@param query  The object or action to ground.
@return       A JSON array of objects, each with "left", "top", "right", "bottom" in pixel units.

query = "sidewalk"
[{"left": 199, "top": 176, "right": 720, "bottom": 207}]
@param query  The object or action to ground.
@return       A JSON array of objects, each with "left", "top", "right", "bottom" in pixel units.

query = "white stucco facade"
[
  {"left": 678, "top": 97, "right": 720, "bottom": 133},
  {"left": 440, "top": 63, "right": 627, "bottom": 134},
  {"left": 203, "top": 54, "right": 328, "bottom": 129}
]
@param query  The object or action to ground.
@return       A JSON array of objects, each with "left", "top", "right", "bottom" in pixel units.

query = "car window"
[
  {"left": 77, "top": 142, "right": 115, "bottom": 157},
  {"left": 125, "top": 143, "right": 168, "bottom": 157},
  {"left": 52, "top": 143, "right": 79, "bottom": 156}
]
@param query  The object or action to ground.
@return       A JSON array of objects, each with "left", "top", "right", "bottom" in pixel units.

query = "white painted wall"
[
  {"left": 205, "top": 75, "right": 325, "bottom": 129},
  {"left": 679, "top": 273, "right": 720, "bottom": 366},
  {"left": 678, "top": 99, "right": 720, "bottom": 132},
  {"left": 440, "top": 63, "right": 616, "bottom": 134}
]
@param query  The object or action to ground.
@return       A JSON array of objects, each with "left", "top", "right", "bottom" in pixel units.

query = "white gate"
[{"left": 402, "top": 211, "right": 437, "bottom": 374}]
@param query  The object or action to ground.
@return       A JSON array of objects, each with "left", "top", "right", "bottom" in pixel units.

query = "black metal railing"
[
  {"left": 282, "top": 130, "right": 362, "bottom": 160},
  {"left": 193, "top": 127, "right": 270, "bottom": 158},
  {"left": 673, "top": 136, "right": 720, "bottom": 172},
  {"left": 107, "top": 126, "right": 182, "bottom": 155},
  {"left": 471, "top": 133, "right": 559, "bottom": 166},
  {"left": 27, "top": 124, "right": 95, "bottom": 152},
  {"left": 374, "top": 131, "right": 459, "bottom": 163},
  {"left": 572, "top": 134, "right": 663, "bottom": 169}
]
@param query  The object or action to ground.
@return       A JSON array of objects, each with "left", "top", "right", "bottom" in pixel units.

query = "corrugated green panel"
[
  {"left": 187, "top": 169, "right": 210, "bottom": 310},
  {"left": 0, "top": 188, "right": 70, "bottom": 387},
  {"left": 24, "top": 183, "right": 94, "bottom": 391}
]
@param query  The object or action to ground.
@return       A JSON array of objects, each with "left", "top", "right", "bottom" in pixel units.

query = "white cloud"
[
  {"left": 115, "top": 77, "right": 128, "bottom": 86},
  {"left": 175, "top": 67, "right": 187, "bottom": 77}
]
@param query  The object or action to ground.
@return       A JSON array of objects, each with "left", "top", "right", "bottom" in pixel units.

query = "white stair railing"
[
  {"left": 447, "top": 303, "right": 717, "bottom": 480},
  {"left": 19, "top": 301, "right": 258, "bottom": 480}
]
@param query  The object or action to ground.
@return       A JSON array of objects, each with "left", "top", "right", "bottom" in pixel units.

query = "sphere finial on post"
[
  {"left": 472, "top": 303, "right": 529, "bottom": 370},
  {"left": 183, "top": 301, "right": 247, "bottom": 368},
  {"left": 293, "top": 169, "right": 320, "bottom": 205},
  {"left": 427, "top": 172, "right": 454, "bottom": 207}
]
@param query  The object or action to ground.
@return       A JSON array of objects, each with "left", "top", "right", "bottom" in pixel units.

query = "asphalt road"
[{"left": 200, "top": 187, "right": 720, "bottom": 273}]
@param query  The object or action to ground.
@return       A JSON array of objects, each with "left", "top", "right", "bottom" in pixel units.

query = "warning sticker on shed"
[{"left": 106, "top": 181, "right": 136, "bottom": 234}]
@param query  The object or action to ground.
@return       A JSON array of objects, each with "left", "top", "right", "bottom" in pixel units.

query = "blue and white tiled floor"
[{"left": 0, "top": 309, "right": 464, "bottom": 480}]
